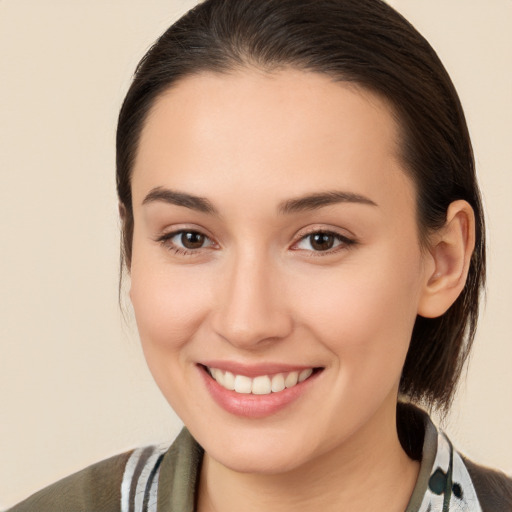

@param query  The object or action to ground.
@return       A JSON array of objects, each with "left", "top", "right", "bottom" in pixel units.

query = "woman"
[{"left": 8, "top": 0, "right": 512, "bottom": 511}]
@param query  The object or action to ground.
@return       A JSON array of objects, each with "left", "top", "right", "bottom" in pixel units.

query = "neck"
[{"left": 197, "top": 401, "right": 420, "bottom": 512}]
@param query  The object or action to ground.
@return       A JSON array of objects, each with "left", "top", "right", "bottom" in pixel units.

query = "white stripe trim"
[
  {"left": 121, "top": 447, "right": 146, "bottom": 512},
  {"left": 134, "top": 446, "right": 167, "bottom": 512}
]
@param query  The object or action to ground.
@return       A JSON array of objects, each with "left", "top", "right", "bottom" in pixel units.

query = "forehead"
[{"left": 132, "top": 68, "right": 414, "bottom": 211}]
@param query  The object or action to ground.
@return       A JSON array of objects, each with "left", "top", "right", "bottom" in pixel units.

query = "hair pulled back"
[{"left": 116, "top": 0, "right": 486, "bottom": 412}]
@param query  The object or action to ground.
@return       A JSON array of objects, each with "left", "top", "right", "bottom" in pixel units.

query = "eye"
[
  {"left": 175, "top": 231, "right": 209, "bottom": 249},
  {"left": 157, "top": 229, "right": 215, "bottom": 254},
  {"left": 293, "top": 231, "right": 354, "bottom": 253}
]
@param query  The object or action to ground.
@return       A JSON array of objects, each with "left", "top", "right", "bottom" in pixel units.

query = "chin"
[
  {"left": 211, "top": 445, "right": 311, "bottom": 475},
  {"left": 194, "top": 423, "right": 321, "bottom": 475}
]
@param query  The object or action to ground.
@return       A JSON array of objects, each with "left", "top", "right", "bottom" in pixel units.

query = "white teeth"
[
  {"left": 284, "top": 371, "right": 299, "bottom": 388},
  {"left": 252, "top": 375, "right": 272, "bottom": 395},
  {"left": 208, "top": 367, "right": 315, "bottom": 395},
  {"left": 224, "top": 371, "right": 235, "bottom": 391},
  {"left": 298, "top": 368, "right": 313, "bottom": 382},
  {"left": 211, "top": 368, "right": 225, "bottom": 386},
  {"left": 271, "top": 373, "right": 285, "bottom": 392},
  {"left": 234, "top": 374, "right": 252, "bottom": 394}
]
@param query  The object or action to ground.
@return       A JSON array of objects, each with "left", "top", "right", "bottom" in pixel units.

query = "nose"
[{"left": 211, "top": 250, "right": 293, "bottom": 350}]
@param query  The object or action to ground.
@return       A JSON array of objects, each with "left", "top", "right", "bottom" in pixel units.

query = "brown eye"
[
  {"left": 293, "top": 230, "right": 354, "bottom": 253},
  {"left": 180, "top": 231, "right": 206, "bottom": 249},
  {"left": 157, "top": 229, "right": 214, "bottom": 253},
  {"left": 309, "top": 232, "right": 336, "bottom": 251}
]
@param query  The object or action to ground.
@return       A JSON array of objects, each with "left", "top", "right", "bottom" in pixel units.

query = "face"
[{"left": 129, "top": 69, "right": 432, "bottom": 474}]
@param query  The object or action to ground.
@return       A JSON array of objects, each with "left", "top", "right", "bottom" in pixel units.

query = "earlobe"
[{"left": 418, "top": 200, "right": 475, "bottom": 318}]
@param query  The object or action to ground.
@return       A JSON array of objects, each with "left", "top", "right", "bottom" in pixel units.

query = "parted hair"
[{"left": 117, "top": 0, "right": 486, "bottom": 413}]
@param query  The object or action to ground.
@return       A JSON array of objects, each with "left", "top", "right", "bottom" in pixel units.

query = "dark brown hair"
[{"left": 116, "top": 0, "right": 485, "bottom": 412}]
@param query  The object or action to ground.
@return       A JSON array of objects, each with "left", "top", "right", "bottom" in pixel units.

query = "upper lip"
[{"left": 199, "top": 361, "right": 321, "bottom": 378}]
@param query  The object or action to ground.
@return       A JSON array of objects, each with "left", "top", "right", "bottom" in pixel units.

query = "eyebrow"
[
  {"left": 142, "top": 187, "right": 218, "bottom": 215},
  {"left": 142, "top": 187, "right": 377, "bottom": 215},
  {"left": 278, "top": 191, "right": 377, "bottom": 214}
]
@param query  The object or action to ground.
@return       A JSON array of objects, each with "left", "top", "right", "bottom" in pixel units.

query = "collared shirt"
[{"left": 8, "top": 405, "right": 512, "bottom": 511}]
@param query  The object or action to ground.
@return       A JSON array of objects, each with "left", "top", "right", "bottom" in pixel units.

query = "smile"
[
  {"left": 200, "top": 363, "right": 323, "bottom": 418},
  {"left": 206, "top": 366, "right": 314, "bottom": 395}
]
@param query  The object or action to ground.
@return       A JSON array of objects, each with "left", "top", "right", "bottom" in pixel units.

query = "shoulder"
[
  {"left": 7, "top": 449, "right": 133, "bottom": 512},
  {"left": 461, "top": 455, "right": 512, "bottom": 511},
  {"left": 7, "top": 444, "right": 168, "bottom": 512},
  {"left": 398, "top": 402, "right": 512, "bottom": 512},
  {"left": 7, "top": 430, "right": 201, "bottom": 512}
]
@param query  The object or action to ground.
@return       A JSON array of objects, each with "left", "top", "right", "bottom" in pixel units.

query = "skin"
[{"left": 128, "top": 69, "right": 474, "bottom": 512}]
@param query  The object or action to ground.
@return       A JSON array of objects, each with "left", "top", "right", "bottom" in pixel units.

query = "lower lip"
[{"left": 199, "top": 366, "right": 321, "bottom": 418}]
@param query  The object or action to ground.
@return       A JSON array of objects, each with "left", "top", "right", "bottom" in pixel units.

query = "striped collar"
[{"left": 121, "top": 409, "right": 483, "bottom": 512}]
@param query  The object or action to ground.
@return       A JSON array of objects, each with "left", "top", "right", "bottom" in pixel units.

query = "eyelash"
[
  {"left": 156, "top": 230, "right": 216, "bottom": 256},
  {"left": 292, "top": 229, "right": 356, "bottom": 256},
  {"left": 156, "top": 229, "right": 356, "bottom": 257}
]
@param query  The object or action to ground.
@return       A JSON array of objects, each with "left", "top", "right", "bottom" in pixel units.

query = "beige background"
[{"left": 0, "top": 0, "right": 511, "bottom": 508}]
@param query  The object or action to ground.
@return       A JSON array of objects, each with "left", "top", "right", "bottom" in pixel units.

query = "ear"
[{"left": 418, "top": 200, "right": 476, "bottom": 318}]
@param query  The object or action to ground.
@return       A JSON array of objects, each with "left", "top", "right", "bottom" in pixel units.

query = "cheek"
[
  {"left": 129, "top": 260, "right": 216, "bottom": 414},
  {"left": 129, "top": 252, "right": 213, "bottom": 355},
  {"left": 293, "top": 248, "right": 424, "bottom": 376}
]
